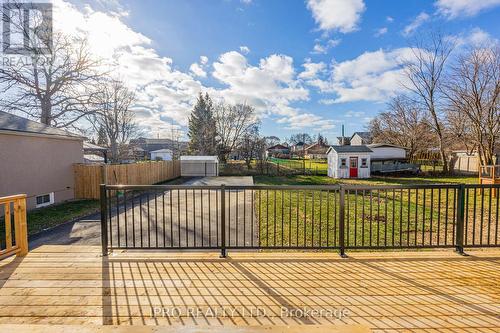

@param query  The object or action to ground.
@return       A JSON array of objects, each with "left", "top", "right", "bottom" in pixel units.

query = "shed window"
[
  {"left": 340, "top": 158, "right": 347, "bottom": 168},
  {"left": 36, "top": 192, "right": 54, "bottom": 208},
  {"left": 361, "top": 158, "right": 368, "bottom": 168}
]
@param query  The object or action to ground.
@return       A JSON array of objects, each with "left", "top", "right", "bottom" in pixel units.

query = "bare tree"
[
  {"left": 88, "top": 80, "right": 138, "bottom": 162},
  {"left": 444, "top": 45, "right": 500, "bottom": 166},
  {"left": 402, "top": 31, "right": 454, "bottom": 172},
  {"left": 215, "top": 102, "right": 259, "bottom": 162},
  {"left": 238, "top": 124, "right": 262, "bottom": 168},
  {"left": 0, "top": 3, "right": 102, "bottom": 128},
  {"left": 369, "top": 95, "right": 434, "bottom": 160}
]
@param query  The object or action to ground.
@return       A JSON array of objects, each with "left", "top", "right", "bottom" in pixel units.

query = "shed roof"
[
  {"left": 151, "top": 149, "right": 172, "bottom": 153},
  {"left": 0, "top": 111, "right": 82, "bottom": 140},
  {"left": 368, "top": 143, "right": 406, "bottom": 150},
  {"left": 328, "top": 145, "right": 373, "bottom": 154},
  {"left": 180, "top": 155, "right": 218, "bottom": 161}
]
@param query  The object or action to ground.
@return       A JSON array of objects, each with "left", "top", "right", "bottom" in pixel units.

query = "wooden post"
[{"left": 14, "top": 196, "right": 28, "bottom": 256}]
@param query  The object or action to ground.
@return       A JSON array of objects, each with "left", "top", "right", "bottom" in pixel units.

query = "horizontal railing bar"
[
  {"left": 105, "top": 185, "right": 224, "bottom": 190},
  {"left": 103, "top": 183, "right": 485, "bottom": 191},
  {"left": 342, "top": 184, "right": 462, "bottom": 190},
  {"left": 0, "top": 194, "right": 26, "bottom": 204},
  {"left": 464, "top": 184, "right": 500, "bottom": 189}
]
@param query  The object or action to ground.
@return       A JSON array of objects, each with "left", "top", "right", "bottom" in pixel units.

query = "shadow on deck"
[{"left": 0, "top": 246, "right": 498, "bottom": 332}]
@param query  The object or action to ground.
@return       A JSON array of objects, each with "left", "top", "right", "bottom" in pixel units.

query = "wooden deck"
[{"left": 0, "top": 246, "right": 498, "bottom": 332}]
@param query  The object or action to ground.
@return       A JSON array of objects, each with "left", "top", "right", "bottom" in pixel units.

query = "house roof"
[
  {"left": 336, "top": 136, "right": 351, "bottom": 144},
  {"left": 328, "top": 145, "right": 373, "bottom": 154},
  {"left": 0, "top": 111, "right": 82, "bottom": 140},
  {"left": 267, "top": 144, "right": 289, "bottom": 150},
  {"left": 180, "top": 155, "right": 218, "bottom": 161},
  {"left": 83, "top": 142, "right": 108, "bottom": 151},
  {"left": 351, "top": 131, "right": 372, "bottom": 141}
]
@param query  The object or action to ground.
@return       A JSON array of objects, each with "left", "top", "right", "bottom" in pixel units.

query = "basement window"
[{"left": 36, "top": 192, "right": 54, "bottom": 208}]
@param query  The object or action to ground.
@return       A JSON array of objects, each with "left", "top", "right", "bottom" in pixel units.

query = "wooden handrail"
[{"left": 1, "top": 194, "right": 28, "bottom": 258}]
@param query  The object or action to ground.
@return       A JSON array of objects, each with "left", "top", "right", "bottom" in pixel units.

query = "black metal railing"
[{"left": 100, "top": 183, "right": 500, "bottom": 256}]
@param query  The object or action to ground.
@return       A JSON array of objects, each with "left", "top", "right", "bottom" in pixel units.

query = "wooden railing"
[{"left": 0, "top": 194, "right": 28, "bottom": 258}]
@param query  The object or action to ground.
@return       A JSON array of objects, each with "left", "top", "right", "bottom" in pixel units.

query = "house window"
[
  {"left": 361, "top": 158, "right": 368, "bottom": 168},
  {"left": 36, "top": 192, "right": 54, "bottom": 208},
  {"left": 340, "top": 158, "right": 347, "bottom": 168}
]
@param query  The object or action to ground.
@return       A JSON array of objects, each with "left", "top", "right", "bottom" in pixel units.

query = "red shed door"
[{"left": 349, "top": 157, "right": 358, "bottom": 178}]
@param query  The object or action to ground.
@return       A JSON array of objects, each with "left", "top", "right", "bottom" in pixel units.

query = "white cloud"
[
  {"left": 403, "top": 12, "right": 430, "bottom": 36},
  {"left": 309, "top": 48, "right": 414, "bottom": 103},
  {"left": 239, "top": 46, "right": 250, "bottom": 54},
  {"left": 200, "top": 56, "right": 209, "bottom": 65},
  {"left": 344, "top": 110, "right": 365, "bottom": 118},
  {"left": 298, "top": 60, "right": 326, "bottom": 80},
  {"left": 189, "top": 63, "right": 206, "bottom": 77},
  {"left": 306, "top": 0, "right": 366, "bottom": 33},
  {"left": 435, "top": 0, "right": 500, "bottom": 19},
  {"left": 451, "top": 27, "right": 499, "bottom": 47},
  {"left": 386, "top": 16, "right": 394, "bottom": 22},
  {"left": 212, "top": 51, "right": 334, "bottom": 130},
  {"left": 311, "top": 39, "right": 341, "bottom": 54},
  {"left": 374, "top": 27, "right": 388, "bottom": 37}
]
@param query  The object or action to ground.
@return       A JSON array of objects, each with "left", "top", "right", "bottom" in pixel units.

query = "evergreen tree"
[
  {"left": 187, "top": 92, "right": 218, "bottom": 154},
  {"left": 97, "top": 125, "right": 108, "bottom": 146}
]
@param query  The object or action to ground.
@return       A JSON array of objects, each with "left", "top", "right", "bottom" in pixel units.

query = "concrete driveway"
[{"left": 29, "top": 176, "right": 257, "bottom": 250}]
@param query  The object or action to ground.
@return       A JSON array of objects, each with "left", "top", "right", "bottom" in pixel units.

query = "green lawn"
[
  {"left": 252, "top": 175, "right": 495, "bottom": 248},
  {"left": 268, "top": 158, "right": 328, "bottom": 175},
  {"left": 254, "top": 174, "right": 478, "bottom": 186},
  {"left": 0, "top": 199, "right": 99, "bottom": 246}
]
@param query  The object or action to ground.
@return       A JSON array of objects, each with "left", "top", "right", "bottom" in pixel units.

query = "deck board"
[{"left": 0, "top": 246, "right": 498, "bottom": 332}]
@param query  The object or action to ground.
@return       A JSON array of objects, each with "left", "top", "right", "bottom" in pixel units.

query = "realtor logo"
[{"left": 2, "top": 2, "right": 52, "bottom": 55}]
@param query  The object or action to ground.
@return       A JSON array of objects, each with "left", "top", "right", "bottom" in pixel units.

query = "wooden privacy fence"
[
  {"left": 74, "top": 161, "right": 181, "bottom": 199},
  {"left": 0, "top": 194, "right": 28, "bottom": 259}
]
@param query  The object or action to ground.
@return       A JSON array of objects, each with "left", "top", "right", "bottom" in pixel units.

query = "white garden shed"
[
  {"left": 327, "top": 145, "right": 373, "bottom": 179},
  {"left": 180, "top": 156, "right": 219, "bottom": 177}
]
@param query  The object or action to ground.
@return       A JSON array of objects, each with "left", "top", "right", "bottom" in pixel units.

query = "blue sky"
[{"left": 63, "top": 0, "right": 500, "bottom": 142}]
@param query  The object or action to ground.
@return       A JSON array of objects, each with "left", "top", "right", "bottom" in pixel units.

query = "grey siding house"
[{"left": 0, "top": 112, "right": 83, "bottom": 209}]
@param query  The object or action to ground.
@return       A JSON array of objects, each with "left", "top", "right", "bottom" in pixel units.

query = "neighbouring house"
[
  {"left": 180, "top": 156, "right": 219, "bottom": 176},
  {"left": 449, "top": 149, "right": 500, "bottom": 174},
  {"left": 304, "top": 141, "right": 330, "bottom": 159},
  {"left": 336, "top": 136, "right": 351, "bottom": 145},
  {"left": 350, "top": 132, "right": 372, "bottom": 145},
  {"left": 327, "top": 145, "right": 372, "bottom": 179},
  {"left": 290, "top": 141, "right": 306, "bottom": 157},
  {"left": 0, "top": 111, "right": 83, "bottom": 209},
  {"left": 368, "top": 143, "right": 406, "bottom": 160},
  {"left": 150, "top": 149, "right": 173, "bottom": 161},
  {"left": 83, "top": 142, "right": 108, "bottom": 163},
  {"left": 368, "top": 143, "right": 418, "bottom": 174},
  {"left": 265, "top": 144, "right": 290, "bottom": 158},
  {"left": 130, "top": 137, "right": 188, "bottom": 159},
  {"left": 83, "top": 154, "right": 105, "bottom": 164}
]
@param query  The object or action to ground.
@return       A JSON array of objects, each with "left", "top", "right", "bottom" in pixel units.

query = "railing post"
[
  {"left": 100, "top": 184, "right": 109, "bottom": 256},
  {"left": 14, "top": 196, "right": 28, "bottom": 256},
  {"left": 220, "top": 184, "right": 227, "bottom": 258},
  {"left": 339, "top": 185, "right": 347, "bottom": 258},
  {"left": 455, "top": 184, "right": 465, "bottom": 255}
]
